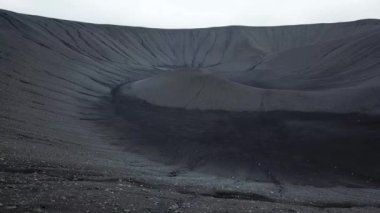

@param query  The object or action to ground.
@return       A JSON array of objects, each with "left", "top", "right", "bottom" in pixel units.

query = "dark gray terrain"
[{"left": 0, "top": 9, "right": 380, "bottom": 212}]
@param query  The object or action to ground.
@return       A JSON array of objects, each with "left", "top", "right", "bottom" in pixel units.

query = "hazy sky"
[{"left": 0, "top": 0, "right": 379, "bottom": 28}]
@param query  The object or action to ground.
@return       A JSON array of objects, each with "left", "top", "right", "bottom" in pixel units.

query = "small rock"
[{"left": 169, "top": 203, "right": 179, "bottom": 211}]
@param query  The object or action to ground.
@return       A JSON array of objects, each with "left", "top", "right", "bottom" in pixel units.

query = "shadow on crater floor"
[{"left": 96, "top": 94, "right": 380, "bottom": 188}]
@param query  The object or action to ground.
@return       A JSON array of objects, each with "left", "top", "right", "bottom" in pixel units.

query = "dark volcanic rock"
[{"left": 1, "top": 9, "right": 380, "bottom": 212}]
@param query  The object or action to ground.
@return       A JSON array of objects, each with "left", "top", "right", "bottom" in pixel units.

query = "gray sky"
[{"left": 0, "top": 0, "right": 379, "bottom": 28}]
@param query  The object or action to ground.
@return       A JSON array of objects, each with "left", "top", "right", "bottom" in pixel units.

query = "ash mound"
[
  {"left": 115, "top": 70, "right": 380, "bottom": 114},
  {"left": 117, "top": 71, "right": 260, "bottom": 111}
]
